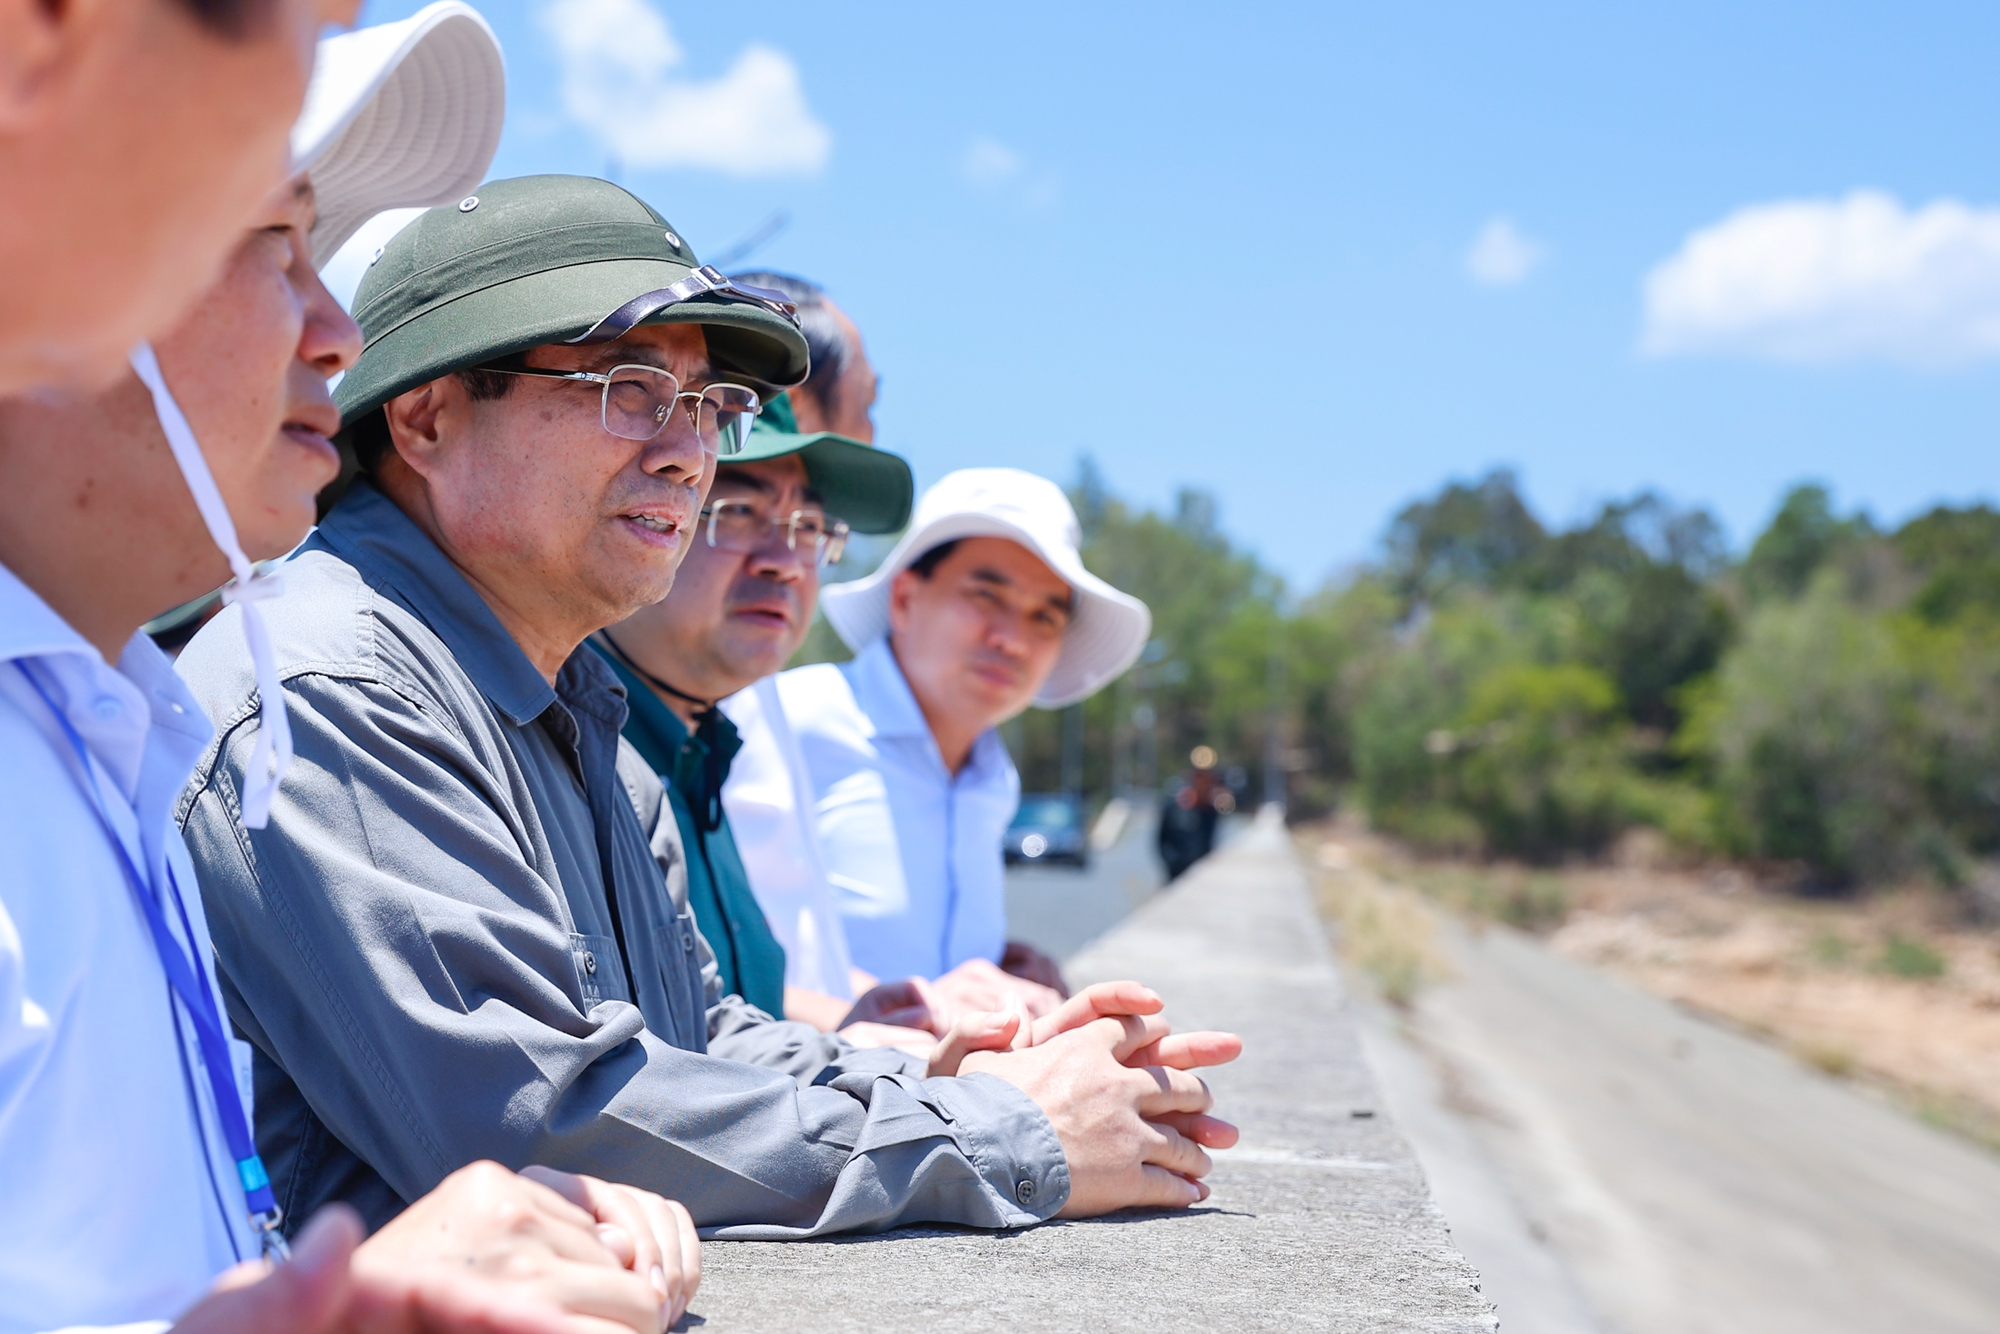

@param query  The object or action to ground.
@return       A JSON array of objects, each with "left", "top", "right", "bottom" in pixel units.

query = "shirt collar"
[
  {"left": 595, "top": 644, "right": 687, "bottom": 775},
  {"left": 849, "top": 635, "right": 1011, "bottom": 783},
  {"left": 0, "top": 558, "right": 102, "bottom": 666},
  {"left": 593, "top": 644, "right": 742, "bottom": 772},
  {"left": 0, "top": 559, "right": 214, "bottom": 797},
  {"left": 846, "top": 636, "right": 935, "bottom": 740},
  {"left": 313, "top": 481, "right": 558, "bottom": 727},
  {"left": 0, "top": 560, "right": 210, "bottom": 745}
]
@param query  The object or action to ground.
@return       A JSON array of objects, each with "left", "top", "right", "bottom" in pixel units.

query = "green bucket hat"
[
  {"left": 333, "top": 173, "right": 810, "bottom": 427},
  {"left": 730, "top": 394, "right": 912, "bottom": 534}
]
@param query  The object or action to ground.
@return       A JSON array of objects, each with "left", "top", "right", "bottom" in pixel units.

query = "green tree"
[
  {"left": 1894, "top": 503, "right": 2000, "bottom": 625},
  {"left": 1382, "top": 468, "right": 1545, "bottom": 605},
  {"left": 1741, "top": 483, "right": 1875, "bottom": 603},
  {"left": 795, "top": 460, "right": 2000, "bottom": 892},
  {"left": 1900, "top": 614, "right": 2000, "bottom": 857},
  {"left": 1447, "top": 662, "right": 1631, "bottom": 859},
  {"left": 1687, "top": 576, "right": 1924, "bottom": 885}
]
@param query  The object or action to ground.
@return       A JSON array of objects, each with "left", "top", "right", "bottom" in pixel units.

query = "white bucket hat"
[
  {"left": 132, "top": 4, "right": 506, "bottom": 827},
  {"left": 292, "top": 1, "right": 507, "bottom": 265},
  {"left": 821, "top": 468, "right": 1152, "bottom": 709}
]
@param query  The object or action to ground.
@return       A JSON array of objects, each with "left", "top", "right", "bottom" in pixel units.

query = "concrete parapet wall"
[{"left": 688, "top": 812, "right": 1495, "bottom": 1331}]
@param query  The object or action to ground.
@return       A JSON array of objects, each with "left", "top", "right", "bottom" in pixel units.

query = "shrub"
[
  {"left": 1687, "top": 576, "right": 1924, "bottom": 885},
  {"left": 1900, "top": 615, "right": 2000, "bottom": 857},
  {"left": 1448, "top": 662, "right": 1629, "bottom": 859},
  {"left": 1877, "top": 935, "right": 1946, "bottom": 980},
  {"left": 1350, "top": 596, "right": 1519, "bottom": 842}
]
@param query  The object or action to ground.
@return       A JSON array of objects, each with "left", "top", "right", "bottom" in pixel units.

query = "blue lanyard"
[{"left": 15, "top": 662, "right": 289, "bottom": 1260}]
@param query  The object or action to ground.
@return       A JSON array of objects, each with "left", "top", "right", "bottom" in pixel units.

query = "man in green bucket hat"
[{"left": 176, "top": 173, "right": 1241, "bottom": 1240}]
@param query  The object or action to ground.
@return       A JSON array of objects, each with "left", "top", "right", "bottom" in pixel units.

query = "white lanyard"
[{"left": 127, "top": 342, "right": 292, "bottom": 828}]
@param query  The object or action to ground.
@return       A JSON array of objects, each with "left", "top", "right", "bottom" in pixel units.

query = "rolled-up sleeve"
[{"left": 181, "top": 667, "right": 1069, "bottom": 1237}]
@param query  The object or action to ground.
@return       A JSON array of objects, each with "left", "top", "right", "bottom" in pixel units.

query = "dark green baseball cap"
[
  {"left": 333, "top": 174, "right": 810, "bottom": 427},
  {"left": 729, "top": 394, "right": 912, "bottom": 534}
]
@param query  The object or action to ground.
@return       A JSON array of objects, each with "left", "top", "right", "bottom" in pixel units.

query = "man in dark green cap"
[
  {"left": 591, "top": 396, "right": 926, "bottom": 1040},
  {"left": 176, "top": 174, "right": 1241, "bottom": 1242}
]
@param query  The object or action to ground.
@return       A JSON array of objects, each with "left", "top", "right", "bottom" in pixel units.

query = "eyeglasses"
[
  {"left": 475, "top": 360, "right": 761, "bottom": 456},
  {"left": 702, "top": 499, "right": 849, "bottom": 567}
]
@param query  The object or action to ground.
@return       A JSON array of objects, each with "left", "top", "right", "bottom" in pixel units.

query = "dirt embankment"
[{"left": 1304, "top": 819, "right": 2000, "bottom": 1151}]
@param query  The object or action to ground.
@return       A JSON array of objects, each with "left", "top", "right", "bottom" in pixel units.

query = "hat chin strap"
[
  {"left": 129, "top": 342, "right": 293, "bottom": 829},
  {"left": 565, "top": 265, "right": 800, "bottom": 345}
]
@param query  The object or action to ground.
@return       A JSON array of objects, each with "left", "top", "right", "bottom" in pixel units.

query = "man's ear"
[
  {"left": 0, "top": 0, "right": 95, "bottom": 128},
  {"left": 887, "top": 567, "right": 921, "bottom": 637},
  {"left": 381, "top": 377, "right": 458, "bottom": 479}
]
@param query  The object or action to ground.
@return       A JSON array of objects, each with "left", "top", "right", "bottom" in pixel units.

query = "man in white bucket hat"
[
  {"left": 759, "top": 467, "right": 1150, "bottom": 1022},
  {"left": 0, "top": 11, "right": 702, "bottom": 1334}
]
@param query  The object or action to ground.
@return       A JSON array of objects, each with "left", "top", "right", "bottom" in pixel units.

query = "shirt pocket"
[
  {"left": 653, "top": 913, "right": 707, "bottom": 1050},
  {"left": 568, "top": 932, "right": 631, "bottom": 1007}
]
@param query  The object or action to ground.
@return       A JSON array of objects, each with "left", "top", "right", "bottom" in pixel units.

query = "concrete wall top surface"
[{"left": 684, "top": 814, "right": 1495, "bottom": 1332}]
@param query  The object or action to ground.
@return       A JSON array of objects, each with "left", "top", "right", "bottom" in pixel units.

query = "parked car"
[{"left": 1004, "top": 793, "right": 1089, "bottom": 868}]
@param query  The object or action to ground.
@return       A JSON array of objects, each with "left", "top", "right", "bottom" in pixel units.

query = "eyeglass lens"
[
  {"left": 601, "top": 365, "right": 760, "bottom": 455},
  {"left": 705, "top": 501, "right": 848, "bottom": 566}
]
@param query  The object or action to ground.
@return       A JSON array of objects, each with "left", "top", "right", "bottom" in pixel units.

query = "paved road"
[
  {"left": 1020, "top": 824, "right": 2000, "bottom": 1332},
  {"left": 1003, "top": 799, "right": 1166, "bottom": 962},
  {"left": 1367, "top": 915, "right": 2000, "bottom": 1334},
  {"left": 1005, "top": 800, "right": 1247, "bottom": 964}
]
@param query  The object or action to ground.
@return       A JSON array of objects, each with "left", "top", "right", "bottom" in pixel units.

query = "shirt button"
[
  {"left": 680, "top": 925, "right": 695, "bottom": 952},
  {"left": 1015, "top": 1179, "right": 1036, "bottom": 1205},
  {"left": 583, "top": 952, "right": 598, "bottom": 975},
  {"left": 91, "top": 696, "right": 122, "bottom": 721}
]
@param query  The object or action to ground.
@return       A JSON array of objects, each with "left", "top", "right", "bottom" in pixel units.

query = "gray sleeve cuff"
[{"left": 925, "top": 1071, "right": 1071, "bottom": 1223}]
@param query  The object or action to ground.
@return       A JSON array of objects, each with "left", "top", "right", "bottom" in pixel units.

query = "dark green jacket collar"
[{"left": 592, "top": 644, "right": 785, "bottom": 1016}]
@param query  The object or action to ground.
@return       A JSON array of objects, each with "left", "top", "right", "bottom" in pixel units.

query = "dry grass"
[
  {"left": 1296, "top": 814, "right": 2000, "bottom": 1154},
  {"left": 1304, "top": 836, "right": 1452, "bottom": 1008},
  {"left": 1796, "top": 1040, "right": 1858, "bottom": 1078}
]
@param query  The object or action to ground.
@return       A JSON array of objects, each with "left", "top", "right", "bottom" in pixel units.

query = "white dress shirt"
[
  {"left": 0, "top": 563, "right": 257, "bottom": 1333},
  {"left": 719, "top": 677, "right": 857, "bottom": 1000},
  {"left": 765, "top": 637, "right": 1020, "bottom": 982}
]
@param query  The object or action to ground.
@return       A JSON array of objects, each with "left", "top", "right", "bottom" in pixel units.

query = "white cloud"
[
  {"left": 958, "top": 134, "right": 1058, "bottom": 212},
  {"left": 540, "top": 0, "right": 830, "bottom": 177},
  {"left": 1465, "top": 216, "right": 1545, "bottom": 286},
  {"left": 1642, "top": 190, "right": 2000, "bottom": 366},
  {"left": 961, "top": 136, "right": 1023, "bottom": 187}
]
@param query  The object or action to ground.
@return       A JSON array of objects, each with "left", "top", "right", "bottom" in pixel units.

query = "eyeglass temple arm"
[
  {"left": 566, "top": 266, "right": 801, "bottom": 346},
  {"left": 482, "top": 364, "right": 604, "bottom": 383}
]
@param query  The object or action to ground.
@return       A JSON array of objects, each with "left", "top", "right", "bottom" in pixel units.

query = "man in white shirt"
[
  {"left": 762, "top": 468, "right": 1152, "bottom": 1018},
  {"left": 0, "top": 14, "right": 697, "bottom": 1333}
]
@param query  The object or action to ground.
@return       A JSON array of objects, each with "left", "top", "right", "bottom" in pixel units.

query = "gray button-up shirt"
[{"left": 174, "top": 482, "right": 1067, "bottom": 1238}]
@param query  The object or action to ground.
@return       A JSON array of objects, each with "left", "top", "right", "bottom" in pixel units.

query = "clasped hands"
[
  {"left": 929, "top": 980, "right": 1242, "bottom": 1216},
  {"left": 174, "top": 1160, "right": 699, "bottom": 1334},
  {"left": 835, "top": 951, "right": 1068, "bottom": 1054}
]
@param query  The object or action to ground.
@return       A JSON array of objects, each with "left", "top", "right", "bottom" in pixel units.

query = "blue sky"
[{"left": 336, "top": 0, "right": 2000, "bottom": 591}]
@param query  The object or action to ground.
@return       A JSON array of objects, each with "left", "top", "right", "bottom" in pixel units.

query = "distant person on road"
[
  {"left": 592, "top": 394, "right": 937, "bottom": 1047},
  {"left": 1158, "top": 746, "right": 1225, "bottom": 881},
  {"left": 748, "top": 468, "right": 1152, "bottom": 1022}
]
